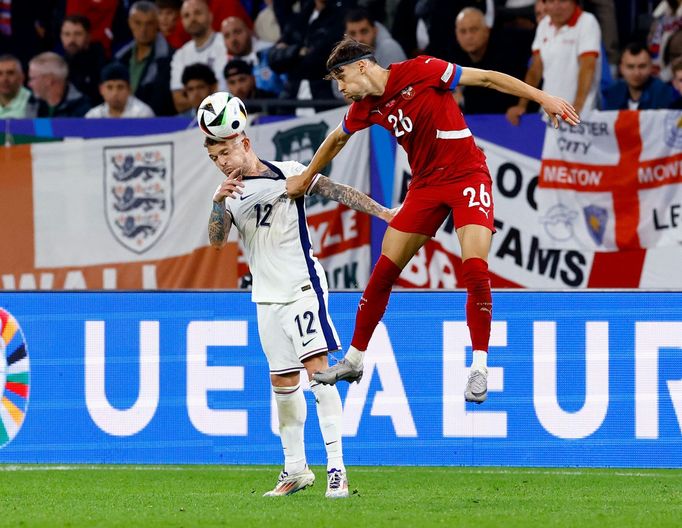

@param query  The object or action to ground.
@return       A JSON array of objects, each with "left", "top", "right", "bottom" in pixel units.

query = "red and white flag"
[{"left": 537, "top": 110, "right": 682, "bottom": 251}]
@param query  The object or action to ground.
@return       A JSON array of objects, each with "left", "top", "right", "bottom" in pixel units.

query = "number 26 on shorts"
[{"left": 463, "top": 183, "right": 491, "bottom": 209}]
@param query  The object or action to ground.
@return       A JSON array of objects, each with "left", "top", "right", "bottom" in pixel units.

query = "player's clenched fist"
[
  {"left": 212, "top": 168, "right": 244, "bottom": 202},
  {"left": 286, "top": 173, "right": 310, "bottom": 198}
]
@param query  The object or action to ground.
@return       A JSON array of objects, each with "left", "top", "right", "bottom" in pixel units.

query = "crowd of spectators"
[{"left": 0, "top": 0, "right": 682, "bottom": 121}]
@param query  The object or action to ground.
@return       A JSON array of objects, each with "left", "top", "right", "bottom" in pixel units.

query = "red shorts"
[{"left": 390, "top": 170, "right": 495, "bottom": 237}]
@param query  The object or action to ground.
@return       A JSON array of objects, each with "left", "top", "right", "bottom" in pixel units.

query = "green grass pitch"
[{"left": 1, "top": 465, "right": 681, "bottom": 527}]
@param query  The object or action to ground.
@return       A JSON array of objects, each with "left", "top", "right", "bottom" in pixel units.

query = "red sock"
[
  {"left": 462, "top": 258, "right": 492, "bottom": 352},
  {"left": 351, "top": 255, "right": 402, "bottom": 351}
]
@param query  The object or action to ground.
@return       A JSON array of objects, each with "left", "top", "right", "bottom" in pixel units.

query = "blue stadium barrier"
[{"left": 0, "top": 291, "right": 681, "bottom": 467}]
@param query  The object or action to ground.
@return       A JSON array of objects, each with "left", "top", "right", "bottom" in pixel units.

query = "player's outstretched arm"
[
  {"left": 311, "top": 176, "right": 395, "bottom": 223},
  {"left": 208, "top": 199, "right": 233, "bottom": 248},
  {"left": 459, "top": 67, "right": 580, "bottom": 128},
  {"left": 286, "top": 125, "right": 351, "bottom": 198}
]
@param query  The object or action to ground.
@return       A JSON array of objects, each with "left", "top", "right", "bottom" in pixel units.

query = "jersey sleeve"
[
  {"left": 283, "top": 160, "right": 307, "bottom": 177},
  {"left": 342, "top": 103, "right": 372, "bottom": 134},
  {"left": 170, "top": 51, "right": 183, "bottom": 91},
  {"left": 577, "top": 14, "right": 602, "bottom": 57},
  {"left": 412, "top": 55, "right": 463, "bottom": 91}
]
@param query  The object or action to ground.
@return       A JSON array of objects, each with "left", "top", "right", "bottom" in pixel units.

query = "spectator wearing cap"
[
  {"left": 28, "top": 52, "right": 91, "bottom": 117},
  {"left": 221, "top": 15, "right": 284, "bottom": 95},
  {"left": 344, "top": 8, "right": 406, "bottom": 68},
  {"left": 115, "top": 0, "right": 175, "bottom": 116},
  {"left": 0, "top": 54, "right": 34, "bottom": 118},
  {"left": 602, "top": 43, "right": 675, "bottom": 110},
  {"left": 60, "top": 14, "right": 107, "bottom": 105},
  {"left": 180, "top": 62, "right": 218, "bottom": 117},
  {"left": 85, "top": 63, "right": 155, "bottom": 117},
  {"left": 224, "top": 58, "right": 277, "bottom": 114}
]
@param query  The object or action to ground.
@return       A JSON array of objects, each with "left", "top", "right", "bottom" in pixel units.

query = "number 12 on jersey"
[{"left": 254, "top": 203, "right": 272, "bottom": 227}]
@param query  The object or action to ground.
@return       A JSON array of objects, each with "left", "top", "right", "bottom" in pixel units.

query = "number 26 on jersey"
[{"left": 388, "top": 109, "right": 413, "bottom": 137}]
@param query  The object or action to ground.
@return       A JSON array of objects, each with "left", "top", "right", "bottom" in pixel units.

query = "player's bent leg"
[
  {"left": 264, "top": 372, "right": 315, "bottom": 496},
  {"left": 457, "top": 224, "right": 493, "bottom": 404},
  {"left": 314, "top": 228, "right": 430, "bottom": 387},
  {"left": 354, "top": 227, "right": 430, "bottom": 354},
  {"left": 303, "top": 354, "right": 349, "bottom": 498}
]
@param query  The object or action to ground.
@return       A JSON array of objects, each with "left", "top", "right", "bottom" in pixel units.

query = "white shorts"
[{"left": 257, "top": 293, "right": 341, "bottom": 375}]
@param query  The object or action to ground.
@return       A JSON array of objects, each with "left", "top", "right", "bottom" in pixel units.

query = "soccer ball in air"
[{"left": 197, "top": 92, "right": 248, "bottom": 140}]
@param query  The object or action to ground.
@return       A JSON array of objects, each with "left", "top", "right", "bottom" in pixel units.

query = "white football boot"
[
  {"left": 325, "top": 468, "right": 349, "bottom": 499},
  {"left": 464, "top": 367, "right": 488, "bottom": 404},
  {"left": 263, "top": 466, "right": 315, "bottom": 497}
]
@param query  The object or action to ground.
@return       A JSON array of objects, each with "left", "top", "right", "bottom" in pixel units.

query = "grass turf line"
[{"left": 0, "top": 465, "right": 681, "bottom": 528}]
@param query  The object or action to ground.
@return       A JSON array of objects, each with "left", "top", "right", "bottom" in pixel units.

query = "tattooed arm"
[
  {"left": 310, "top": 175, "right": 395, "bottom": 222},
  {"left": 208, "top": 199, "right": 233, "bottom": 248}
]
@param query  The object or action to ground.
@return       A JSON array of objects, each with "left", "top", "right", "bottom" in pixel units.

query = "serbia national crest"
[{"left": 104, "top": 143, "right": 174, "bottom": 254}]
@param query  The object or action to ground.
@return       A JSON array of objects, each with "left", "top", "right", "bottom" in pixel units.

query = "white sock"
[
  {"left": 345, "top": 346, "right": 364, "bottom": 369},
  {"left": 310, "top": 381, "right": 345, "bottom": 472},
  {"left": 472, "top": 350, "right": 488, "bottom": 371},
  {"left": 273, "top": 384, "right": 307, "bottom": 475}
]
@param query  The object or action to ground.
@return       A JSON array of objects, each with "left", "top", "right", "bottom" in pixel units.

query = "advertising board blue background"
[{"left": 0, "top": 291, "right": 680, "bottom": 467}]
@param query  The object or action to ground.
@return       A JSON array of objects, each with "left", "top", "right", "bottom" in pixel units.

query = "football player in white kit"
[{"left": 205, "top": 132, "right": 393, "bottom": 498}]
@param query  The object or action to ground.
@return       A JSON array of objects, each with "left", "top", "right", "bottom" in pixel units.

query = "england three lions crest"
[{"left": 104, "top": 143, "right": 173, "bottom": 254}]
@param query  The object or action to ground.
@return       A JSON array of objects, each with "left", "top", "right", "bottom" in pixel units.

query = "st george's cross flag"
[{"left": 536, "top": 110, "right": 682, "bottom": 252}]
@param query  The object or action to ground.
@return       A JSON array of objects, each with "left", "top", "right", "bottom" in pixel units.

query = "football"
[{"left": 197, "top": 92, "right": 248, "bottom": 140}]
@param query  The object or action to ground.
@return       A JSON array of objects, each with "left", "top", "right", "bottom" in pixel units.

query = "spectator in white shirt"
[
  {"left": 170, "top": 0, "right": 227, "bottom": 113},
  {"left": 506, "top": 0, "right": 601, "bottom": 124},
  {"left": 86, "top": 63, "right": 155, "bottom": 118}
]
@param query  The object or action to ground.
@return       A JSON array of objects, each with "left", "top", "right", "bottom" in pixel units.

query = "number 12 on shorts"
[{"left": 294, "top": 311, "right": 317, "bottom": 337}]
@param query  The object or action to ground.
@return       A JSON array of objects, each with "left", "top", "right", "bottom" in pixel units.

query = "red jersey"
[{"left": 342, "top": 56, "right": 487, "bottom": 188}]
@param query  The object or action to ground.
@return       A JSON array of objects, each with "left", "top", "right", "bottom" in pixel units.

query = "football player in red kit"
[{"left": 286, "top": 37, "right": 580, "bottom": 403}]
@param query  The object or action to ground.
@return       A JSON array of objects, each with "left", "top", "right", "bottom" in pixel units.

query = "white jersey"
[
  {"left": 532, "top": 7, "right": 602, "bottom": 111},
  {"left": 223, "top": 160, "right": 327, "bottom": 304},
  {"left": 170, "top": 32, "right": 227, "bottom": 91}
]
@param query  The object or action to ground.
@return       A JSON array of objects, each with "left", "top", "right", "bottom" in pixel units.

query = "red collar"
[
  {"left": 550, "top": 5, "right": 582, "bottom": 28},
  {"left": 566, "top": 5, "right": 582, "bottom": 26}
]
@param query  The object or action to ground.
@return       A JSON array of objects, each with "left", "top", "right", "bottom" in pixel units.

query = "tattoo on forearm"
[
  {"left": 208, "top": 200, "right": 228, "bottom": 247},
  {"left": 313, "top": 176, "right": 387, "bottom": 218}
]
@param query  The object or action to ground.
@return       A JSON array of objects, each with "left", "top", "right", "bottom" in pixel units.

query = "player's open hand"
[
  {"left": 286, "top": 173, "right": 310, "bottom": 198},
  {"left": 541, "top": 95, "right": 580, "bottom": 129},
  {"left": 212, "top": 168, "right": 244, "bottom": 202}
]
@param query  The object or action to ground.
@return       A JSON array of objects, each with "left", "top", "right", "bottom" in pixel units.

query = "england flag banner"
[
  {"left": 0, "top": 107, "right": 370, "bottom": 291},
  {"left": 536, "top": 110, "right": 682, "bottom": 252}
]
